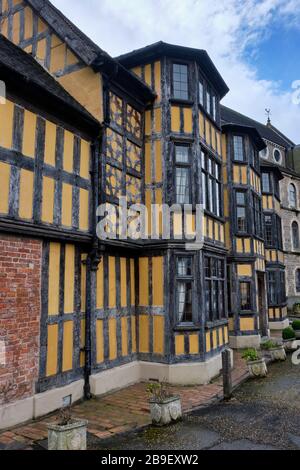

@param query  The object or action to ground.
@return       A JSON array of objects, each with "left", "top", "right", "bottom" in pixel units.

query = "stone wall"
[{"left": 0, "top": 235, "right": 42, "bottom": 405}]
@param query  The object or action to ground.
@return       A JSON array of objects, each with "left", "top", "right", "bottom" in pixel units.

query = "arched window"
[
  {"left": 289, "top": 184, "right": 297, "bottom": 208},
  {"left": 296, "top": 269, "right": 300, "bottom": 292},
  {"left": 292, "top": 221, "right": 300, "bottom": 249}
]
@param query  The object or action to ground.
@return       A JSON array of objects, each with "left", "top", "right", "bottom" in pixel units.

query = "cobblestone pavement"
[{"left": 0, "top": 353, "right": 249, "bottom": 450}]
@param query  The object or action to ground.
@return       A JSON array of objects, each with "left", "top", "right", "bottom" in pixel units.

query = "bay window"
[
  {"left": 205, "top": 256, "right": 226, "bottom": 321},
  {"left": 201, "top": 150, "right": 222, "bottom": 217}
]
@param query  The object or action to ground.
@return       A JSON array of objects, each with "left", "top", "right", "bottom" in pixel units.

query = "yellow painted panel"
[
  {"left": 48, "top": 243, "right": 60, "bottom": 316},
  {"left": 236, "top": 238, "right": 243, "bottom": 253},
  {"left": 109, "top": 318, "right": 117, "bottom": 361},
  {"left": 205, "top": 120, "right": 211, "bottom": 146},
  {"left": 145, "top": 110, "right": 152, "bottom": 136},
  {"left": 212, "top": 330, "right": 217, "bottom": 349},
  {"left": 145, "top": 142, "right": 151, "bottom": 184},
  {"left": 37, "top": 17, "right": 47, "bottom": 34},
  {"left": 220, "top": 225, "right": 225, "bottom": 243},
  {"left": 183, "top": 108, "right": 193, "bottom": 134},
  {"left": 108, "top": 256, "right": 116, "bottom": 308},
  {"left": 224, "top": 327, "right": 229, "bottom": 344},
  {"left": 79, "top": 188, "right": 89, "bottom": 231},
  {"left": 233, "top": 165, "right": 240, "bottom": 184},
  {"left": 206, "top": 332, "right": 211, "bottom": 353},
  {"left": 189, "top": 334, "right": 199, "bottom": 355},
  {"left": 244, "top": 239, "right": 251, "bottom": 253},
  {"left": 154, "top": 61, "right": 161, "bottom": 100},
  {"left": 62, "top": 321, "right": 73, "bottom": 372},
  {"left": 132, "top": 66, "right": 142, "bottom": 78},
  {"left": 131, "top": 316, "right": 137, "bottom": 353},
  {"left": 144, "top": 64, "right": 151, "bottom": 87},
  {"left": 154, "top": 107, "right": 162, "bottom": 133},
  {"left": 19, "top": 169, "right": 34, "bottom": 220},
  {"left": 175, "top": 335, "right": 185, "bottom": 356},
  {"left": 0, "top": 162, "right": 10, "bottom": 214},
  {"left": 241, "top": 167, "right": 247, "bottom": 185},
  {"left": 139, "top": 258, "right": 149, "bottom": 306},
  {"left": 80, "top": 139, "right": 90, "bottom": 179},
  {"left": 58, "top": 68, "right": 103, "bottom": 122},
  {"left": 120, "top": 258, "right": 127, "bottom": 308},
  {"left": 152, "top": 257, "right": 164, "bottom": 306},
  {"left": 66, "top": 48, "right": 78, "bottom": 66},
  {"left": 41, "top": 177, "right": 55, "bottom": 224},
  {"left": 81, "top": 254, "right": 87, "bottom": 313},
  {"left": 12, "top": 11, "right": 20, "bottom": 44},
  {"left": 237, "top": 264, "right": 252, "bottom": 277},
  {"left": 62, "top": 183, "right": 73, "bottom": 227},
  {"left": 50, "top": 42, "right": 66, "bottom": 72},
  {"left": 219, "top": 328, "right": 224, "bottom": 346},
  {"left": 96, "top": 259, "right": 104, "bottom": 309},
  {"left": 121, "top": 317, "right": 128, "bottom": 357},
  {"left": 173, "top": 212, "right": 182, "bottom": 238},
  {"left": 96, "top": 320, "right": 104, "bottom": 363},
  {"left": 145, "top": 190, "right": 152, "bottom": 237},
  {"left": 171, "top": 107, "right": 180, "bottom": 133},
  {"left": 208, "top": 218, "right": 214, "bottom": 239},
  {"left": 155, "top": 140, "right": 162, "bottom": 182},
  {"left": 64, "top": 245, "right": 75, "bottom": 314},
  {"left": 139, "top": 315, "right": 149, "bottom": 353},
  {"left": 275, "top": 308, "right": 280, "bottom": 319},
  {"left": 44, "top": 121, "right": 56, "bottom": 166},
  {"left": 46, "top": 324, "right": 58, "bottom": 376},
  {"left": 22, "top": 110, "right": 36, "bottom": 158},
  {"left": 63, "top": 130, "right": 74, "bottom": 173},
  {"left": 24, "top": 7, "right": 33, "bottom": 39},
  {"left": 199, "top": 112, "right": 204, "bottom": 138},
  {"left": 130, "top": 259, "right": 135, "bottom": 306},
  {"left": 1, "top": 17, "right": 8, "bottom": 38},
  {"left": 156, "top": 189, "right": 163, "bottom": 235},
  {"left": 153, "top": 316, "right": 164, "bottom": 355},
  {"left": 0, "top": 100, "right": 14, "bottom": 149},
  {"left": 240, "top": 318, "right": 255, "bottom": 331},
  {"left": 36, "top": 38, "right": 47, "bottom": 62},
  {"left": 228, "top": 318, "right": 234, "bottom": 331}
]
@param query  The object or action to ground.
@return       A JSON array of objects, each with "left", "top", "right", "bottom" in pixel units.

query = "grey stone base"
[
  {"left": 229, "top": 334, "right": 261, "bottom": 349},
  {"left": 269, "top": 319, "right": 290, "bottom": 331}
]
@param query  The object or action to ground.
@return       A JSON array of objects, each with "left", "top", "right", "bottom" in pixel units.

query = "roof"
[
  {"left": 116, "top": 41, "right": 230, "bottom": 99},
  {"left": 0, "top": 34, "right": 98, "bottom": 126},
  {"left": 221, "top": 105, "right": 295, "bottom": 149},
  {"left": 26, "top": 0, "right": 155, "bottom": 103}
]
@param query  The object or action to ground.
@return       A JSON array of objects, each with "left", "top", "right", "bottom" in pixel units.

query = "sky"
[{"left": 51, "top": 0, "right": 300, "bottom": 143}]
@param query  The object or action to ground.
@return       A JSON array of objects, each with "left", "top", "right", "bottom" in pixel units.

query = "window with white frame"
[
  {"left": 175, "top": 145, "right": 191, "bottom": 204},
  {"left": 176, "top": 256, "right": 193, "bottom": 323}
]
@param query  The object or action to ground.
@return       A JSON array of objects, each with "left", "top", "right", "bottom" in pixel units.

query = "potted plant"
[
  {"left": 293, "top": 303, "right": 300, "bottom": 316},
  {"left": 47, "top": 407, "right": 88, "bottom": 451},
  {"left": 292, "top": 320, "right": 300, "bottom": 339},
  {"left": 282, "top": 327, "right": 296, "bottom": 351},
  {"left": 242, "top": 348, "right": 267, "bottom": 378},
  {"left": 147, "top": 382, "right": 182, "bottom": 426},
  {"left": 261, "top": 340, "right": 286, "bottom": 361}
]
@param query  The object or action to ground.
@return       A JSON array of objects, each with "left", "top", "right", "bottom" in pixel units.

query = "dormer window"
[{"left": 172, "top": 64, "right": 188, "bottom": 100}]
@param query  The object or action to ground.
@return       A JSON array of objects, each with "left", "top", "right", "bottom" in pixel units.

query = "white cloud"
[{"left": 51, "top": 0, "right": 300, "bottom": 142}]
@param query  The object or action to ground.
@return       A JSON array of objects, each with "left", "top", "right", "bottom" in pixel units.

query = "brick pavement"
[{"left": 0, "top": 352, "right": 249, "bottom": 450}]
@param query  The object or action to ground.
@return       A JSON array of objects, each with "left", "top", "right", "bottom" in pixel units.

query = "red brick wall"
[{"left": 0, "top": 235, "right": 42, "bottom": 405}]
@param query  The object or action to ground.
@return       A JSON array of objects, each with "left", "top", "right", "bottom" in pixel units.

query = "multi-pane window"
[
  {"left": 252, "top": 193, "right": 263, "bottom": 238},
  {"left": 233, "top": 135, "right": 244, "bottom": 162},
  {"left": 296, "top": 269, "right": 300, "bottom": 293},
  {"left": 264, "top": 215, "right": 272, "bottom": 246},
  {"left": 292, "top": 221, "right": 300, "bottom": 250},
  {"left": 267, "top": 270, "right": 286, "bottom": 305},
  {"left": 236, "top": 191, "right": 247, "bottom": 232},
  {"left": 212, "top": 95, "right": 217, "bottom": 121},
  {"left": 264, "top": 214, "right": 282, "bottom": 249},
  {"left": 289, "top": 184, "right": 297, "bottom": 208},
  {"left": 240, "top": 282, "right": 251, "bottom": 311},
  {"left": 205, "top": 256, "right": 226, "bottom": 321},
  {"left": 201, "top": 150, "right": 222, "bottom": 217},
  {"left": 176, "top": 256, "right": 193, "bottom": 323},
  {"left": 173, "top": 64, "right": 188, "bottom": 100},
  {"left": 206, "top": 89, "right": 211, "bottom": 114},
  {"left": 199, "top": 80, "right": 204, "bottom": 107},
  {"left": 175, "top": 145, "right": 191, "bottom": 204},
  {"left": 262, "top": 172, "right": 271, "bottom": 193}
]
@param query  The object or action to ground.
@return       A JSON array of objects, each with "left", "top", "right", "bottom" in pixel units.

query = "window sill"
[
  {"left": 206, "top": 319, "right": 228, "bottom": 329},
  {"left": 173, "top": 324, "right": 201, "bottom": 332}
]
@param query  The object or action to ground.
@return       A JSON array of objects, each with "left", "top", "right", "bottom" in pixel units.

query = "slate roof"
[
  {"left": 0, "top": 34, "right": 98, "bottom": 125},
  {"left": 116, "top": 41, "right": 230, "bottom": 99},
  {"left": 221, "top": 105, "right": 295, "bottom": 149},
  {"left": 26, "top": 0, "right": 155, "bottom": 102}
]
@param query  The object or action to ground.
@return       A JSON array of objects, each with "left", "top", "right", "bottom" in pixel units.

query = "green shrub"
[
  {"left": 293, "top": 302, "right": 300, "bottom": 309},
  {"left": 242, "top": 348, "right": 259, "bottom": 362},
  {"left": 282, "top": 327, "right": 296, "bottom": 340},
  {"left": 292, "top": 320, "right": 300, "bottom": 331},
  {"left": 261, "top": 340, "right": 279, "bottom": 350}
]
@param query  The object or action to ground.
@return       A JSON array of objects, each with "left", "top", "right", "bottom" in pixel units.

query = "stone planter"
[
  {"left": 47, "top": 419, "right": 88, "bottom": 450},
  {"left": 295, "top": 330, "right": 300, "bottom": 339},
  {"left": 247, "top": 358, "right": 268, "bottom": 378},
  {"left": 283, "top": 338, "right": 297, "bottom": 352},
  {"left": 269, "top": 345, "right": 286, "bottom": 361},
  {"left": 293, "top": 306, "right": 300, "bottom": 316},
  {"left": 149, "top": 396, "right": 182, "bottom": 426}
]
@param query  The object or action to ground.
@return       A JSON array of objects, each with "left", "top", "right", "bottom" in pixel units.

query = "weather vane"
[{"left": 265, "top": 108, "right": 271, "bottom": 124}]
